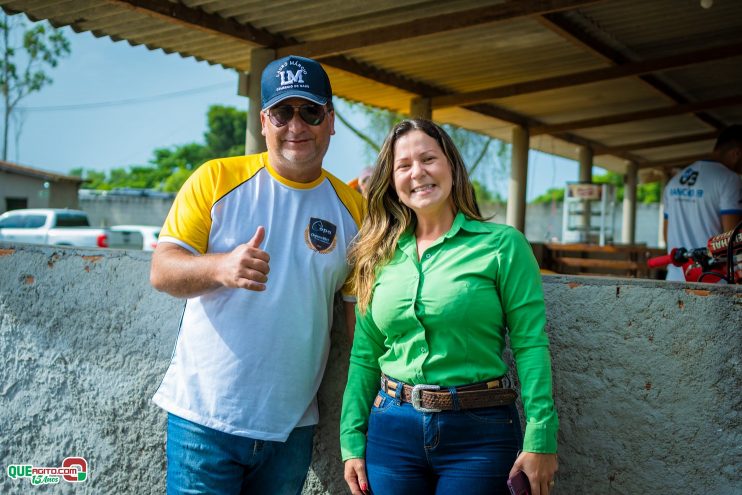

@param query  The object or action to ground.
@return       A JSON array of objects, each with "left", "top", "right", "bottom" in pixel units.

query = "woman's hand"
[
  {"left": 509, "top": 451, "right": 558, "bottom": 495},
  {"left": 344, "top": 458, "right": 369, "bottom": 494}
]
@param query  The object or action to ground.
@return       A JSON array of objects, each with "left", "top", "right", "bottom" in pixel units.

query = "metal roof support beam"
[
  {"left": 506, "top": 125, "right": 529, "bottom": 233},
  {"left": 531, "top": 95, "right": 742, "bottom": 135},
  {"left": 430, "top": 41, "right": 742, "bottom": 109},
  {"left": 277, "top": 0, "right": 600, "bottom": 59}
]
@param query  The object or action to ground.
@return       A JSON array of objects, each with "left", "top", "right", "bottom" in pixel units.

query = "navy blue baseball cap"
[{"left": 261, "top": 55, "right": 333, "bottom": 110}]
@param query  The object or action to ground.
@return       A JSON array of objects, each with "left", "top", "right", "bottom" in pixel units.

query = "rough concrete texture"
[
  {"left": 1, "top": 243, "right": 740, "bottom": 494},
  {"left": 0, "top": 244, "right": 179, "bottom": 494}
]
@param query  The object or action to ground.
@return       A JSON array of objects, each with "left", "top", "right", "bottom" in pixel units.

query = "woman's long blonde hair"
[{"left": 349, "top": 119, "right": 484, "bottom": 313}]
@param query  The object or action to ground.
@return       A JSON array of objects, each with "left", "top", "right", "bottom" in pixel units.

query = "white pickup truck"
[{"left": 0, "top": 209, "right": 143, "bottom": 250}]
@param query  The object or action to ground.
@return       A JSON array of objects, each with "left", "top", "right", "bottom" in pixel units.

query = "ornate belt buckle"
[{"left": 410, "top": 384, "right": 441, "bottom": 413}]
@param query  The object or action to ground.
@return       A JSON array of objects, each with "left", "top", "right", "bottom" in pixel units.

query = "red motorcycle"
[{"left": 648, "top": 222, "right": 742, "bottom": 284}]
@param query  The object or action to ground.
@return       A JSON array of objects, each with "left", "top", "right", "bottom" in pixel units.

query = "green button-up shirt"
[{"left": 340, "top": 212, "right": 558, "bottom": 460}]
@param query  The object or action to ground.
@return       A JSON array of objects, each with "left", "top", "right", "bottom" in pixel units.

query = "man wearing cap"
[{"left": 150, "top": 55, "right": 363, "bottom": 494}]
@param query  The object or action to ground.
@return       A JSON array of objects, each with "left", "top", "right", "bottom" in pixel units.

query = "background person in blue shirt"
[{"left": 663, "top": 125, "right": 742, "bottom": 281}]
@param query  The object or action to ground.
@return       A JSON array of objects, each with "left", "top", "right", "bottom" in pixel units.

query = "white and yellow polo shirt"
[{"left": 153, "top": 152, "right": 363, "bottom": 441}]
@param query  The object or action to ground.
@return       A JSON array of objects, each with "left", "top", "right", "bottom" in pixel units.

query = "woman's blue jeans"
[
  {"left": 365, "top": 388, "right": 522, "bottom": 495},
  {"left": 166, "top": 413, "right": 314, "bottom": 495}
]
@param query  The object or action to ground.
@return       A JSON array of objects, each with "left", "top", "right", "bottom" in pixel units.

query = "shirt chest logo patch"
[{"left": 305, "top": 218, "right": 337, "bottom": 253}]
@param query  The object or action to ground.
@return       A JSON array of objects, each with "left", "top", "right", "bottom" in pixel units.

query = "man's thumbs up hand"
[{"left": 217, "top": 226, "right": 271, "bottom": 291}]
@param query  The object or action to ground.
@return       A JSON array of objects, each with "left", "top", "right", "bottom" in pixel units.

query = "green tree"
[
  {"left": 531, "top": 170, "right": 662, "bottom": 204},
  {"left": 637, "top": 181, "right": 661, "bottom": 203},
  {"left": 0, "top": 12, "right": 70, "bottom": 160},
  {"left": 337, "top": 100, "right": 509, "bottom": 201},
  {"left": 162, "top": 167, "right": 195, "bottom": 193},
  {"left": 73, "top": 104, "right": 246, "bottom": 191},
  {"left": 204, "top": 105, "right": 247, "bottom": 157},
  {"left": 70, "top": 167, "right": 109, "bottom": 189},
  {"left": 594, "top": 171, "right": 661, "bottom": 204},
  {"left": 472, "top": 179, "right": 504, "bottom": 205},
  {"left": 531, "top": 187, "right": 565, "bottom": 204},
  {"left": 151, "top": 142, "right": 209, "bottom": 174}
]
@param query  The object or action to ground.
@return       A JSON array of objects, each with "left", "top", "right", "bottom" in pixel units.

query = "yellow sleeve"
[
  {"left": 325, "top": 171, "right": 366, "bottom": 299},
  {"left": 325, "top": 171, "right": 365, "bottom": 228},
  {"left": 160, "top": 154, "right": 266, "bottom": 254},
  {"left": 160, "top": 161, "right": 219, "bottom": 254}
]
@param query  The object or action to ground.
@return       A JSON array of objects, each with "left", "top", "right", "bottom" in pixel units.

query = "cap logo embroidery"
[
  {"left": 262, "top": 55, "right": 331, "bottom": 109},
  {"left": 276, "top": 60, "right": 309, "bottom": 90},
  {"left": 279, "top": 69, "right": 304, "bottom": 85}
]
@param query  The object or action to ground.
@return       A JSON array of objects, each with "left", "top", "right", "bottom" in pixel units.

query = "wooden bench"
[{"left": 544, "top": 243, "right": 667, "bottom": 278}]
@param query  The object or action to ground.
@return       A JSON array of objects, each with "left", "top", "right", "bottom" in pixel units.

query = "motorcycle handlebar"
[{"left": 647, "top": 254, "right": 674, "bottom": 268}]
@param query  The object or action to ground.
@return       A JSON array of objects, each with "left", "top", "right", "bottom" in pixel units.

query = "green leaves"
[
  {"left": 74, "top": 104, "right": 248, "bottom": 192},
  {"left": 1, "top": 11, "right": 71, "bottom": 159},
  {"left": 531, "top": 172, "right": 662, "bottom": 204},
  {"left": 204, "top": 105, "right": 246, "bottom": 156},
  {"left": 336, "top": 98, "right": 508, "bottom": 204}
]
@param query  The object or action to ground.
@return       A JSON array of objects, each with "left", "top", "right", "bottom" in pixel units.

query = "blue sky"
[{"left": 11, "top": 22, "right": 583, "bottom": 201}]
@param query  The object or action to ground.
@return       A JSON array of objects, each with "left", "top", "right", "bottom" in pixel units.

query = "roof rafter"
[
  {"left": 103, "top": 0, "right": 641, "bottom": 163},
  {"left": 109, "top": 0, "right": 284, "bottom": 46},
  {"left": 594, "top": 132, "right": 718, "bottom": 155},
  {"left": 639, "top": 153, "right": 708, "bottom": 170},
  {"left": 277, "top": 0, "right": 600, "bottom": 59},
  {"left": 430, "top": 41, "right": 742, "bottom": 108},
  {"left": 531, "top": 95, "right": 742, "bottom": 135},
  {"left": 538, "top": 11, "right": 725, "bottom": 130}
]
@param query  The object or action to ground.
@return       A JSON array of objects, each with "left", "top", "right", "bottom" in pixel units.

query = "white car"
[
  {"left": 0, "top": 209, "right": 142, "bottom": 249},
  {"left": 111, "top": 225, "right": 161, "bottom": 251}
]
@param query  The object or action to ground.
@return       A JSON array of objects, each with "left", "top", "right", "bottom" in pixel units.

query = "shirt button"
[
  {"left": 425, "top": 253, "right": 431, "bottom": 259},
  {"left": 420, "top": 347, "right": 427, "bottom": 354}
]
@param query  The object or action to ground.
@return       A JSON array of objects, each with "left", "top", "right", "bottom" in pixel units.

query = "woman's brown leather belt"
[{"left": 380, "top": 374, "right": 517, "bottom": 413}]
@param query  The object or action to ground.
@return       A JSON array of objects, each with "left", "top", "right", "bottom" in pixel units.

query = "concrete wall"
[
  {"left": 79, "top": 193, "right": 174, "bottom": 227},
  {"left": 0, "top": 243, "right": 739, "bottom": 494},
  {"left": 48, "top": 184, "right": 81, "bottom": 212},
  {"left": 484, "top": 202, "right": 663, "bottom": 247},
  {"left": 74, "top": 193, "right": 664, "bottom": 246}
]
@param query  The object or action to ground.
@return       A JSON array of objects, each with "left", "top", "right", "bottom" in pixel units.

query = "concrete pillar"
[
  {"left": 245, "top": 48, "right": 275, "bottom": 154},
  {"left": 578, "top": 145, "right": 593, "bottom": 241},
  {"left": 622, "top": 161, "right": 638, "bottom": 244},
  {"left": 578, "top": 146, "right": 593, "bottom": 182},
  {"left": 657, "top": 171, "right": 668, "bottom": 248},
  {"left": 409, "top": 97, "right": 432, "bottom": 120},
  {"left": 506, "top": 125, "right": 529, "bottom": 232}
]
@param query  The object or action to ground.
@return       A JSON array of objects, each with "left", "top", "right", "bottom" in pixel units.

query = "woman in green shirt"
[{"left": 340, "top": 119, "right": 559, "bottom": 495}]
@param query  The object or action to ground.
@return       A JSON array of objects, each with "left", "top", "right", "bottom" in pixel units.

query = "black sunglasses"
[{"left": 266, "top": 104, "right": 327, "bottom": 127}]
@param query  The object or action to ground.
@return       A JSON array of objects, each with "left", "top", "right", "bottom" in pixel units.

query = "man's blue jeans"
[
  {"left": 365, "top": 389, "right": 522, "bottom": 495},
  {"left": 166, "top": 413, "right": 314, "bottom": 495}
]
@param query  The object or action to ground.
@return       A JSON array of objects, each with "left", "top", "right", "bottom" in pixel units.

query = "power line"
[{"left": 18, "top": 81, "right": 234, "bottom": 112}]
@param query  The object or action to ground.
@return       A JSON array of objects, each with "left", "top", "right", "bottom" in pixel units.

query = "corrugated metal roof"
[
  {"left": 2, "top": 0, "right": 741, "bottom": 176},
  {"left": 0, "top": 160, "right": 85, "bottom": 183}
]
